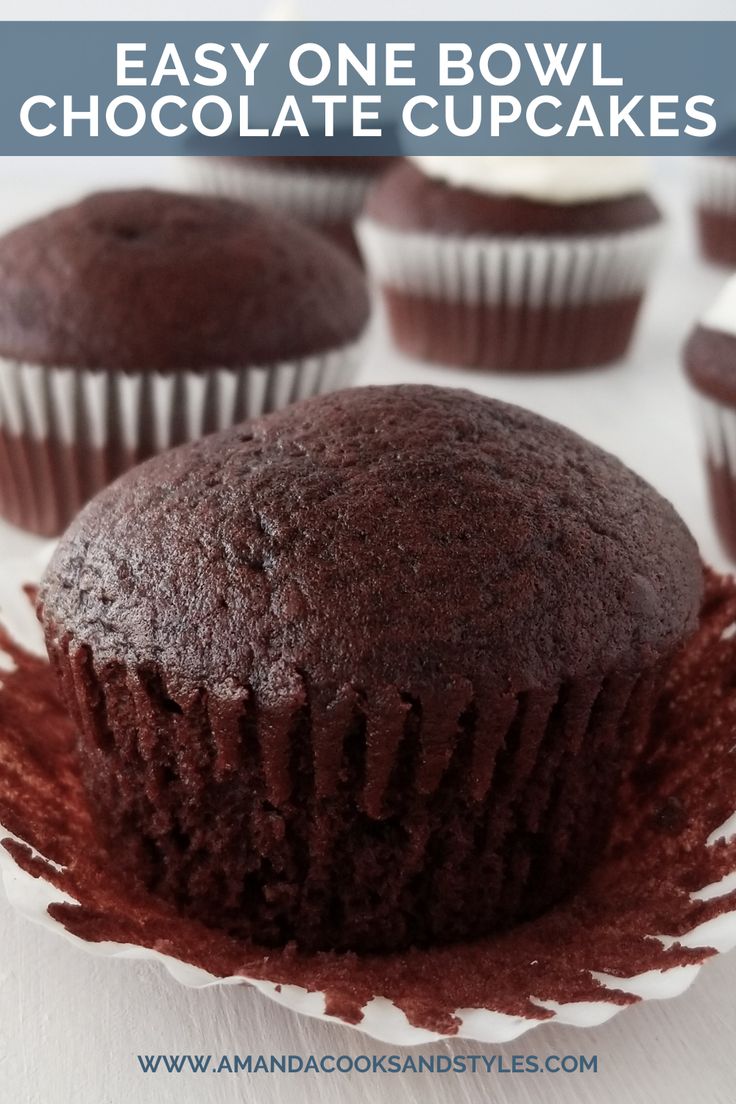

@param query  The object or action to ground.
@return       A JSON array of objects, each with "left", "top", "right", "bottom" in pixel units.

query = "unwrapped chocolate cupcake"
[
  {"left": 192, "top": 156, "right": 398, "bottom": 263},
  {"left": 359, "top": 157, "right": 663, "bottom": 373},
  {"left": 38, "top": 385, "right": 702, "bottom": 954},
  {"left": 0, "top": 188, "right": 369, "bottom": 536},
  {"left": 692, "top": 157, "right": 736, "bottom": 266},
  {"left": 684, "top": 274, "right": 736, "bottom": 559}
]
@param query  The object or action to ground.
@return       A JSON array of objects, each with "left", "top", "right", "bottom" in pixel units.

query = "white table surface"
[{"left": 0, "top": 156, "right": 734, "bottom": 1104}]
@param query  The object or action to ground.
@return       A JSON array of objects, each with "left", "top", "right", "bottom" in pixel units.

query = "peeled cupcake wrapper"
[
  {"left": 2, "top": 538, "right": 736, "bottom": 1045},
  {"left": 0, "top": 842, "right": 730, "bottom": 1046},
  {"left": 357, "top": 219, "right": 663, "bottom": 371},
  {"left": 1, "top": 548, "right": 736, "bottom": 1045},
  {"left": 190, "top": 159, "right": 375, "bottom": 224},
  {"left": 0, "top": 341, "right": 362, "bottom": 536}
]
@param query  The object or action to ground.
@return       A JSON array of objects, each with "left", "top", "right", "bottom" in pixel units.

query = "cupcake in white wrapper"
[
  {"left": 190, "top": 156, "right": 398, "bottom": 263},
  {"left": 0, "top": 189, "right": 369, "bottom": 537},
  {"left": 0, "top": 348, "right": 361, "bottom": 539},
  {"left": 358, "top": 156, "right": 663, "bottom": 374},
  {"left": 684, "top": 273, "right": 736, "bottom": 560},
  {"left": 692, "top": 157, "right": 736, "bottom": 267}
]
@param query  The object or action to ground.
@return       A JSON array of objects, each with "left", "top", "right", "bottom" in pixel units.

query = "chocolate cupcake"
[
  {"left": 693, "top": 157, "right": 736, "bottom": 266},
  {"left": 193, "top": 156, "right": 398, "bottom": 263},
  {"left": 0, "top": 188, "right": 369, "bottom": 537},
  {"left": 359, "top": 157, "right": 663, "bottom": 373},
  {"left": 38, "top": 385, "right": 702, "bottom": 953},
  {"left": 684, "top": 275, "right": 736, "bottom": 558}
]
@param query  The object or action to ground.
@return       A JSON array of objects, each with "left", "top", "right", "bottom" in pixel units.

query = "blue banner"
[{"left": 1, "top": 21, "right": 735, "bottom": 155}]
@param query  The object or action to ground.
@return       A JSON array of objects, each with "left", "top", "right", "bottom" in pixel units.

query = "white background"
[
  {"left": 1, "top": 4, "right": 735, "bottom": 1103},
  {"left": 4, "top": 0, "right": 736, "bottom": 21}
]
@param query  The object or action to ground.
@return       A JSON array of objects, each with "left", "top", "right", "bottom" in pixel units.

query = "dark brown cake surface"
[
  {"left": 41, "top": 385, "right": 701, "bottom": 695},
  {"left": 684, "top": 324, "right": 736, "bottom": 407},
  {"left": 364, "top": 161, "right": 662, "bottom": 237},
  {"left": 230, "top": 155, "right": 398, "bottom": 175},
  {"left": 0, "top": 189, "right": 369, "bottom": 370},
  {"left": 697, "top": 208, "right": 736, "bottom": 268},
  {"left": 38, "top": 385, "right": 702, "bottom": 952}
]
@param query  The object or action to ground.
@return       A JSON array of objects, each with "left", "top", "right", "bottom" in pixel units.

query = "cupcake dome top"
[
  {"left": 0, "top": 188, "right": 369, "bottom": 371},
  {"left": 41, "top": 385, "right": 702, "bottom": 698}
]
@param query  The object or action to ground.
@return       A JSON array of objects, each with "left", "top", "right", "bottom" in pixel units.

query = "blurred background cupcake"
[
  {"left": 184, "top": 0, "right": 398, "bottom": 264},
  {"left": 359, "top": 156, "right": 663, "bottom": 373},
  {"left": 191, "top": 154, "right": 398, "bottom": 263},
  {"left": 0, "top": 188, "right": 369, "bottom": 537},
  {"left": 692, "top": 157, "right": 736, "bottom": 267},
  {"left": 684, "top": 273, "right": 736, "bottom": 559}
]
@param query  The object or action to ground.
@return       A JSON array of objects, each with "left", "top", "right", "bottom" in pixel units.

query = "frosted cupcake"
[
  {"left": 359, "top": 157, "right": 663, "bottom": 373},
  {"left": 0, "top": 188, "right": 369, "bottom": 536},
  {"left": 684, "top": 274, "right": 736, "bottom": 559},
  {"left": 692, "top": 157, "right": 736, "bottom": 266}
]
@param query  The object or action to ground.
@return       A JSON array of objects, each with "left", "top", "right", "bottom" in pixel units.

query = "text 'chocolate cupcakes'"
[
  {"left": 0, "top": 188, "right": 369, "bottom": 536},
  {"left": 38, "top": 385, "right": 702, "bottom": 953}
]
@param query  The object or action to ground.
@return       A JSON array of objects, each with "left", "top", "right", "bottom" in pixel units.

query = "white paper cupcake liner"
[
  {"left": 190, "top": 159, "right": 375, "bottom": 224},
  {"left": 356, "top": 219, "right": 663, "bottom": 307},
  {"left": 0, "top": 341, "right": 362, "bottom": 534},
  {"left": 0, "top": 344, "right": 361, "bottom": 450},
  {"left": 694, "top": 392, "right": 736, "bottom": 469},
  {"left": 692, "top": 158, "right": 736, "bottom": 214},
  {"left": 691, "top": 391, "right": 736, "bottom": 555},
  {"left": 1, "top": 551, "right": 735, "bottom": 1046},
  {"left": 358, "top": 219, "right": 662, "bottom": 371}
]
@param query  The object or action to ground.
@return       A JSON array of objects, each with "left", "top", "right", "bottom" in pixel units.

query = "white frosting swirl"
[
  {"left": 411, "top": 156, "right": 650, "bottom": 205},
  {"left": 701, "top": 275, "right": 736, "bottom": 337}
]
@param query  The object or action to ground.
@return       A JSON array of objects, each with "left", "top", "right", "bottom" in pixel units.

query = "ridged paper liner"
[
  {"left": 695, "top": 393, "right": 736, "bottom": 467},
  {"left": 0, "top": 342, "right": 361, "bottom": 536},
  {"left": 691, "top": 159, "right": 736, "bottom": 265},
  {"left": 692, "top": 157, "right": 736, "bottom": 213},
  {"left": 693, "top": 392, "right": 736, "bottom": 558},
  {"left": 357, "top": 219, "right": 663, "bottom": 306},
  {"left": 357, "top": 219, "right": 662, "bottom": 371},
  {"left": 190, "top": 159, "right": 375, "bottom": 223}
]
